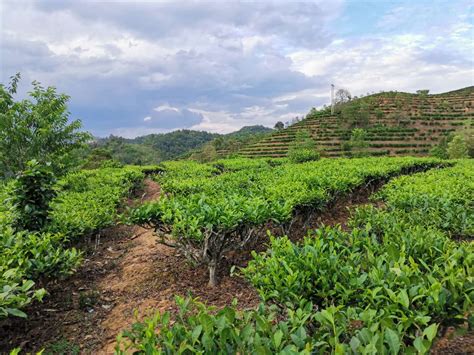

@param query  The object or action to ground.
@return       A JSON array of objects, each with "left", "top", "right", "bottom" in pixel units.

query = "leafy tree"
[
  {"left": 82, "top": 148, "right": 114, "bottom": 169},
  {"left": 341, "top": 141, "right": 352, "bottom": 157},
  {"left": 447, "top": 135, "right": 468, "bottom": 159},
  {"left": 0, "top": 73, "right": 91, "bottom": 179},
  {"left": 12, "top": 160, "right": 57, "bottom": 232},
  {"left": 460, "top": 126, "right": 474, "bottom": 158},
  {"left": 274, "top": 121, "right": 284, "bottom": 130},
  {"left": 287, "top": 130, "right": 320, "bottom": 163},
  {"left": 430, "top": 135, "right": 451, "bottom": 159},
  {"left": 350, "top": 128, "right": 369, "bottom": 157},
  {"left": 341, "top": 100, "right": 370, "bottom": 127},
  {"left": 191, "top": 143, "right": 218, "bottom": 163},
  {"left": 335, "top": 88, "right": 351, "bottom": 105}
]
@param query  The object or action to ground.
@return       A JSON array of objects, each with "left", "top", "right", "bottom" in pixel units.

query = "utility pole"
[{"left": 331, "top": 84, "right": 335, "bottom": 114}]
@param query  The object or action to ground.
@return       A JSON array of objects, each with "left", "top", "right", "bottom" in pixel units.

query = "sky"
[{"left": 1, "top": 0, "right": 473, "bottom": 138}]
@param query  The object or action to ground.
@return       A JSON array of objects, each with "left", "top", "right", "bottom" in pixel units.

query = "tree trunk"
[{"left": 208, "top": 261, "right": 217, "bottom": 287}]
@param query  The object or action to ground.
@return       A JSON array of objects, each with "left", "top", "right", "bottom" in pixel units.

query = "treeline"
[{"left": 89, "top": 125, "right": 273, "bottom": 167}]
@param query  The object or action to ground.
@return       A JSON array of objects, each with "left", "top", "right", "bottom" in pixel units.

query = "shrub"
[
  {"left": 447, "top": 135, "right": 468, "bottom": 159},
  {"left": 349, "top": 128, "right": 369, "bottom": 157},
  {"left": 243, "top": 222, "right": 472, "bottom": 353},
  {"left": 11, "top": 160, "right": 57, "bottom": 232},
  {"left": 116, "top": 296, "right": 315, "bottom": 354},
  {"left": 287, "top": 130, "right": 320, "bottom": 163}
]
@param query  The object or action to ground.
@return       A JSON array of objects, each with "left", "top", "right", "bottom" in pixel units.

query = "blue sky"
[{"left": 1, "top": 0, "right": 473, "bottom": 138}]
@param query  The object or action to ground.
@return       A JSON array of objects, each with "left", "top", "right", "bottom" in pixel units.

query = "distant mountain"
[{"left": 91, "top": 125, "right": 273, "bottom": 164}]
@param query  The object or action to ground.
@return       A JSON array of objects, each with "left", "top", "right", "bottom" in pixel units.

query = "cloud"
[
  {"left": 1, "top": 0, "right": 472, "bottom": 137},
  {"left": 144, "top": 106, "right": 204, "bottom": 130}
]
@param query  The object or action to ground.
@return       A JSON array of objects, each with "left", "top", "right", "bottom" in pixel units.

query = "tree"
[
  {"left": 341, "top": 101, "right": 370, "bottom": 127},
  {"left": 335, "top": 88, "right": 352, "bottom": 105},
  {"left": 192, "top": 143, "right": 218, "bottom": 163},
  {"left": 274, "top": 121, "right": 284, "bottom": 130},
  {"left": 430, "top": 136, "right": 451, "bottom": 159},
  {"left": 350, "top": 128, "right": 369, "bottom": 157},
  {"left": 287, "top": 130, "right": 320, "bottom": 163},
  {"left": 447, "top": 135, "right": 468, "bottom": 159},
  {"left": 0, "top": 74, "right": 91, "bottom": 179},
  {"left": 459, "top": 125, "right": 474, "bottom": 158}
]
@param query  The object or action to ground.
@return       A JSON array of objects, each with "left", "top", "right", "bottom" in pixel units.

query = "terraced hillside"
[{"left": 239, "top": 87, "right": 474, "bottom": 158}]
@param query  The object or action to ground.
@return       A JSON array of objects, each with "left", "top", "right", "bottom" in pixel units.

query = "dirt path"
[{"left": 0, "top": 179, "right": 258, "bottom": 354}]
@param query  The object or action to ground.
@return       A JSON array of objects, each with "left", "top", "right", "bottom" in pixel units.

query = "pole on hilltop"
[{"left": 331, "top": 84, "right": 335, "bottom": 115}]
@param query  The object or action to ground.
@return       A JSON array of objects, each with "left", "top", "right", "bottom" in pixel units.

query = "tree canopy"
[{"left": 0, "top": 74, "right": 91, "bottom": 178}]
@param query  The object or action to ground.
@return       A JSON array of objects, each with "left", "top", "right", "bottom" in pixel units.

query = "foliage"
[
  {"left": 287, "top": 130, "right": 320, "bottom": 163},
  {"left": 238, "top": 159, "right": 472, "bottom": 353},
  {"left": 44, "top": 338, "right": 80, "bottom": 355},
  {"left": 197, "top": 125, "right": 273, "bottom": 159},
  {"left": 341, "top": 100, "right": 371, "bottom": 127},
  {"left": 447, "top": 134, "right": 469, "bottom": 159},
  {"left": 0, "top": 166, "right": 144, "bottom": 319},
  {"left": 0, "top": 73, "right": 91, "bottom": 179},
  {"left": 191, "top": 144, "right": 218, "bottom": 163},
  {"left": 81, "top": 148, "right": 114, "bottom": 169},
  {"left": 93, "top": 126, "right": 273, "bottom": 164},
  {"left": 130, "top": 130, "right": 219, "bottom": 161},
  {"left": 334, "top": 88, "right": 352, "bottom": 105},
  {"left": 376, "top": 160, "right": 474, "bottom": 237},
  {"left": 463, "top": 127, "right": 474, "bottom": 158},
  {"left": 429, "top": 135, "right": 451, "bottom": 159},
  {"left": 49, "top": 167, "right": 144, "bottom": 237},
  {"left": 243, "top": 221, "right": 472, "bottom": 353},
  {"left": 0, "top": 277, "right": 46, "bottom": 319},
  {"left": 349, "top": 128, "right": 369, "bottom": 157},
  {"left": 129, "top": 157, "right": 441, "bottom": 286},
  {"left": 274, "top": 121, "right": 285, "bottom": 130},
  {"left": 0, "top": 224, "right": 81, "bottom": 319},
  {"left": 11, "top": 160, "right": 57, "bottom": 232},
  {"left": 116, "top": 296, "right": 315, "bottom": 354},
  {"left": 90, "top": 137, "right": 160, "bottom": 166}
]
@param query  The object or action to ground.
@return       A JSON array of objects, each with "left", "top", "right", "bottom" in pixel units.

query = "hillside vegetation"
[
  {"left": 240, "top": 87, "right": 474, "bottom": 158},
  {"left": 92, "top": 125, "right": 273, "bottom": 165}
]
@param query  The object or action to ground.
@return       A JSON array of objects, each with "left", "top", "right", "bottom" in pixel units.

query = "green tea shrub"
[
  {"left": 377, "top": 160, "right": 473, "bottom": 237},
  {"left": 116, "top": 296, "right": 315, "bottom": 354},
  {"left": 243, "top": 221, "right": 473, "bottom": 352},
  {"left": 12, "top": 160, "right": 57, "bottom": 232},
  {"left": 287, "top": 130, "right": 320, "bottom": 163}
]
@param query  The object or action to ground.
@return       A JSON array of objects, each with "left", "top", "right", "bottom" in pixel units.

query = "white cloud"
[
  {"left": 154, "top": 105, "right": 179, "bottom": 113},
  {"left": 1, "top": 0, "right": 472, "bottom": 137},
  {"left": 289, "top": 21, "right": 474, "bottom": 97}
]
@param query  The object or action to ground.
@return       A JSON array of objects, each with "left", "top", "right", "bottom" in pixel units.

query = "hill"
[
  {"left": 239, "top": 87, "right": 474, "bottom": 158},
  {"left": 93, "top": 125, "right": 273, "bottom": 164}
]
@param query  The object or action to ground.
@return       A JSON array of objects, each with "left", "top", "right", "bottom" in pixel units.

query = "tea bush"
[
  {"left": 116, "top": 296, "right": 315, "bottom": 354},
  {"left": 0, "top": 166, "right": 145, "bottom": 318},
  {"left": 243, "top": 221, "right": 473, "bottom": 352}
]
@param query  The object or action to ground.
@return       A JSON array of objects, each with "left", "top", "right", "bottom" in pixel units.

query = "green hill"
[
  {"left": 239, "top": 87, "right": 474, "bottom": 158},
  {"left": 94, "top": 126, "right": 273, "bottom": 164}
]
